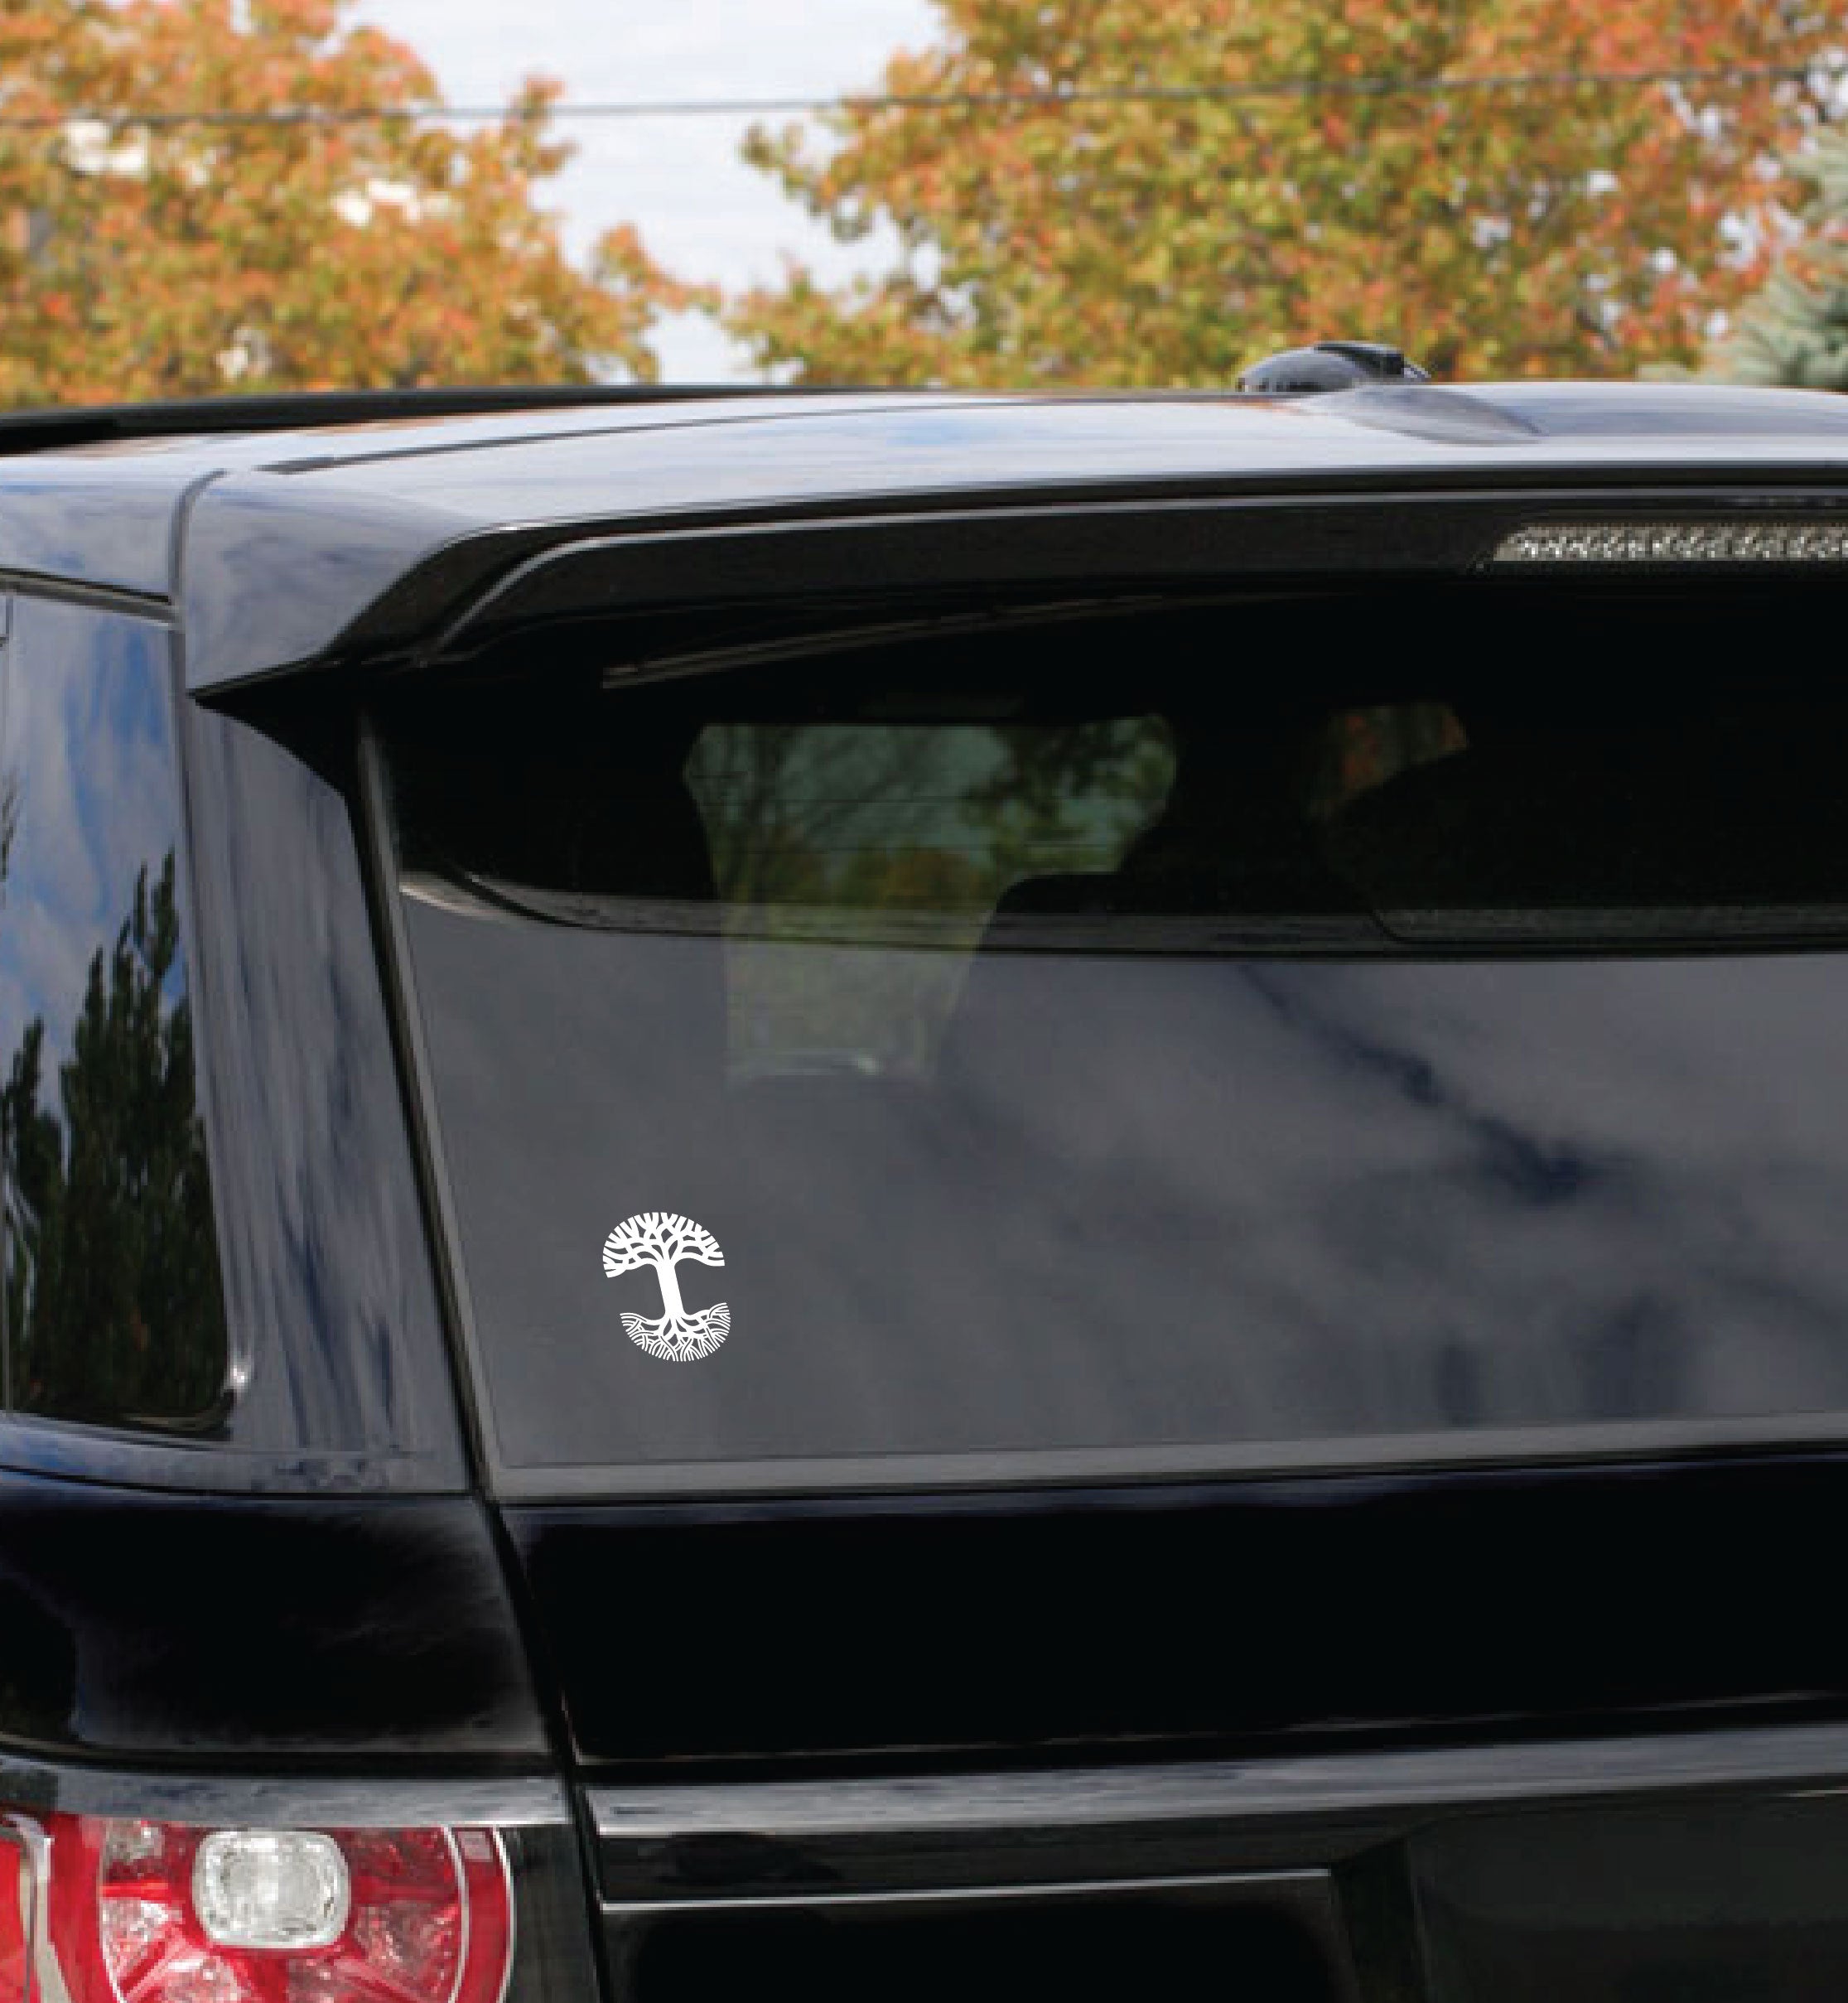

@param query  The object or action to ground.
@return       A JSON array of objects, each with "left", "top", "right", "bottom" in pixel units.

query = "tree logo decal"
[{"left": 602, "top": 1212, "right": 730, "bottom": 1360}]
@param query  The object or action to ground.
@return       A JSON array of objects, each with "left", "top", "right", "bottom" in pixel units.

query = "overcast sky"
[{"left": 350, "top": 0, "right": 939, "bottom": 379}]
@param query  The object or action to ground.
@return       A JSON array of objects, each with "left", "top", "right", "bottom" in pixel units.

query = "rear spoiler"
[{"left": 182, "top": 475, "right": 1848, "bottom": 699}]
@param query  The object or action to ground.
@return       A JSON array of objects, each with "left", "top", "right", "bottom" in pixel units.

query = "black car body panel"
[
  {"left": 175, "top": 699, "right": 470, "bottom": 1494},
  {"left": 509, "top": 1450, "right": 1848, "bottom": 1771},
  {"left": 7, "top": 379, "right": 1848, "bottom": 641},
  {"left": 0, "top": 453, "right": 200, "bottom": 601},
  {"left": 7, "top": 379, "right": 1848, "bottom": 2003},
  {"left": 179, "top": 384, "right": 1848, "bottom": 691},
  {"left": 0, "top": 1469, "right": 544, "bottom": 1760},
  {"left": 584, "top": 1729, "right": 1848, "bottom": 2003}
]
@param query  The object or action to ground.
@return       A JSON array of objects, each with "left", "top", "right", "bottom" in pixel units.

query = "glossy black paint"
[
  {"left": 170, "top": 697, "right": 468, "bottom": 1492},
  {"left": 1, "top": 379, "right": 1842, "bottom": 669},
  {"left": 10, "top": 385, "right": 1848, "bottom": 2003},
  {"left": 604, "top": 1871, "right": 1359, "bottom": 2003},
  {"left": 0, "top": 456, "right": 195, "bottom": 599},
  {"left": 0, "top": 1465, "right": 545, "bottom": 1760},
  {"left": 172, "top": 382, "right": 1848, "bottom": 691},
  {"left": 0, "top": 384, "right": 826, "bottom": 456},
  {"left": 586, "top": 1754, "right": 1848, "bottom": 2003},
  {"left": 1240, "top": 340, "right": 1431, "bottom": 392},
  {"left": 0, "top": 379, "right": 1838, "bottom": 679},
  {"left": 509, "top": 1450, "right": 1848, "bottom": 1769},
  {"left": 411, "top": 492, "right": 1529, "bottom": 675},
  {"left": 0, "top": 389, "right": 902, "bottom": 599},
  {"left": 585, "top": 1719, "right": 1848, "bottom": 1900},
  {"left": 0, "top": 598, "right": 227, "bottom": 1433},
  {"left": 0, "top": 1750, "right": 566, "bottom": 1825}
]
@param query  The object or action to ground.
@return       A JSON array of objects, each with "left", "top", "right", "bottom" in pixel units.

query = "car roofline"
[
  {"left": 0, "top": 382, "right": 849, "bottom": 457},
  {"left": 7, "top": 379, "right": 1848, "bottom": 662}
]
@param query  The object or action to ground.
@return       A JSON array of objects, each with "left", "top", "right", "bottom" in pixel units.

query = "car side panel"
[
  {"left": 176, "top": 695, "right": 470, "bottom": 1491},
  {"left": 0, "top": 594, "right": 468, "bottom": 1492},
  {"left": 0, "top": 1470, "right": 545, "bottom": 1760}
]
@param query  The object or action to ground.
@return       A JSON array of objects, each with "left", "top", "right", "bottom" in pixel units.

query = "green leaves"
[{"left": 1710, "top": 127, "right": 1848, "bottom": 389}]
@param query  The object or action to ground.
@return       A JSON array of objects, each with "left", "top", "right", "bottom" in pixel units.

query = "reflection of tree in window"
[
  {"left": 687, "top": 716, "right": 1172, "bottom": 1077},
  {"left": 964, "top": 718, "right": 1174, "bottom": 886},
  {"left": 0, "top": 772, "right": 15, "bottom": 893},
  {"left": 0, "top": 853, "right": 225, "bottom": 1427},
  {"left": 691, "top": 723, "right": 972, "bottom": 910},
  {"left": 689, "top": 718, "right": 1171, "bottom": 915}
]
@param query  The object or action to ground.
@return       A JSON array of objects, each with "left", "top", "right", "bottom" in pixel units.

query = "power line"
[{"left": 0, "top": 58, "right": 1839, "bottom": 131}]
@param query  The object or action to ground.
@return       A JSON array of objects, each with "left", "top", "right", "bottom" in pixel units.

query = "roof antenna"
[{"left": 1238, "top": 340, "right": 1431, "bottom": 393}]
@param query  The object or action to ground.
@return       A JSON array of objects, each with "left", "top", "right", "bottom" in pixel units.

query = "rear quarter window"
[{"left": 0, "top": 596, "right": 227, "bottom": 1432}]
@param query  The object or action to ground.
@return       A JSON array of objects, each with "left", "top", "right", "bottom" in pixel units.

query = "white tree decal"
[{"left": 602, "top": 1212, "right": 730, "bottom": 1360}]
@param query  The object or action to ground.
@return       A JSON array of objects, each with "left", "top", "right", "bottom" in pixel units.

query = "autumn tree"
[
  {"left": 726, "top": 0, "right": 1845, "bottom": 386},
  {"left": 1706, "top": 126, "right": 1848, "bottom": 389},
  {"left": 0, "top": 0, "right": 691, "bottom": 403}
]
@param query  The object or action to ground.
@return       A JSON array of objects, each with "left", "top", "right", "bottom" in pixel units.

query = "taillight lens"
[
  {"left": 2, "top": 1828, "right": 27, "bottom": 2003},
  {"left": 29, "top": 1814, "right": 512, "bottom": 2003}
]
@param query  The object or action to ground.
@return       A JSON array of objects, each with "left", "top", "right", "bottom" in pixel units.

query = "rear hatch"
[{"left": 369, "top": 551, "right": 1848, "bottom": 1994}]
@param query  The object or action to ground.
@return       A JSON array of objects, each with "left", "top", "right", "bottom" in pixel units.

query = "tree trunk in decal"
[{"left": 602, "top": 1211, "right": 731, "bottom": 1360}]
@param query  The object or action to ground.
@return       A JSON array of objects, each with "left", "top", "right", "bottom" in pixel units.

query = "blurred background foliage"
[
  {"left": 1706, "top": 124, "right": 1848, "bottom": 389},
  {"left": 0, "top": 0, "right": 1842, "bottom": 400},
  {"left": 0, "top": 0, "right": 695, "bottom": 401},
  {"left": 727, "top": 1, "right": 1846, "bottom": 385}
]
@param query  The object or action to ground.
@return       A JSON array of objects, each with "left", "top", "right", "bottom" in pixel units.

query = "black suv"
[{"left": 7, "top": 373, "right": 1848, "bottom": 2003}]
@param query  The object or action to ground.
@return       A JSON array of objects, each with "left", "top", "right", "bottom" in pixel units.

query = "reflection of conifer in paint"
[
  {"left": 602, "top": 1212, "right": 729, "bottom": 1359},
  {"left": 1, "top": 854, "right": 225, "bottom": 1423}
]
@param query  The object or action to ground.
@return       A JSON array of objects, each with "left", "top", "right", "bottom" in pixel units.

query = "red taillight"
[
  {"left": 23, "top": 1815, "right": 512, "bottom": 2003},
  {"left": 2, "top": 1827, "right": 28, "bottom": 2003}
]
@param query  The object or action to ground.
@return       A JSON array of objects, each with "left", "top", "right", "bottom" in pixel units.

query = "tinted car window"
[
  {"left": 0, "top": 596, "right": 227, "bottom": 1431},
  {"left": 380, "top": 591, "right": 1848, "bottom": 1491},
  {"left": 684, "top": 712, "right": 1175, "bottom": 1076}
]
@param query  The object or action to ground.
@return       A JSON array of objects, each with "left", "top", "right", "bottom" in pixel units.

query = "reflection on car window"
[
  {"left": 384, "top": 596, "right": 1848, "bottom": 1489},
  {"left": 686, "top": 716, "right": 1174, "bottom": 1079},
  {"left": 0, "top": 598, "right": 227, "bottom": 1431}
]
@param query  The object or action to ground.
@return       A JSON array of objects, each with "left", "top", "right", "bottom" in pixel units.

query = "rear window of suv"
[{"left": 377, "top": 586, "right": 1848, "bottom": 1493}]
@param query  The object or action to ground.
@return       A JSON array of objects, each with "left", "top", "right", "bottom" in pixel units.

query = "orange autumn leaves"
[
  {"left": 726, "top": 0, "right": 1846, "bottom": 385},
  {"left": 0, "top": 0, "right": 692, "bottom": 403},
  {"left": 0, "top": 0, "right": 1843, "bottom": 401}
]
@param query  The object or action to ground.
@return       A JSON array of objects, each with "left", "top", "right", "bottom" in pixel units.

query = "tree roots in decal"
[
  {"left": 620, "top": 1301, "right": 731, "bottom": 1360},
  {"left": 604, "top": 1212, "right": 731, "bottom": 1360}
]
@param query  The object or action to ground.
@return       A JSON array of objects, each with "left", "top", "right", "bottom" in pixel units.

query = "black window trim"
[{"left": 355, "top": 711, "right": 504, "bottom": 1495}]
